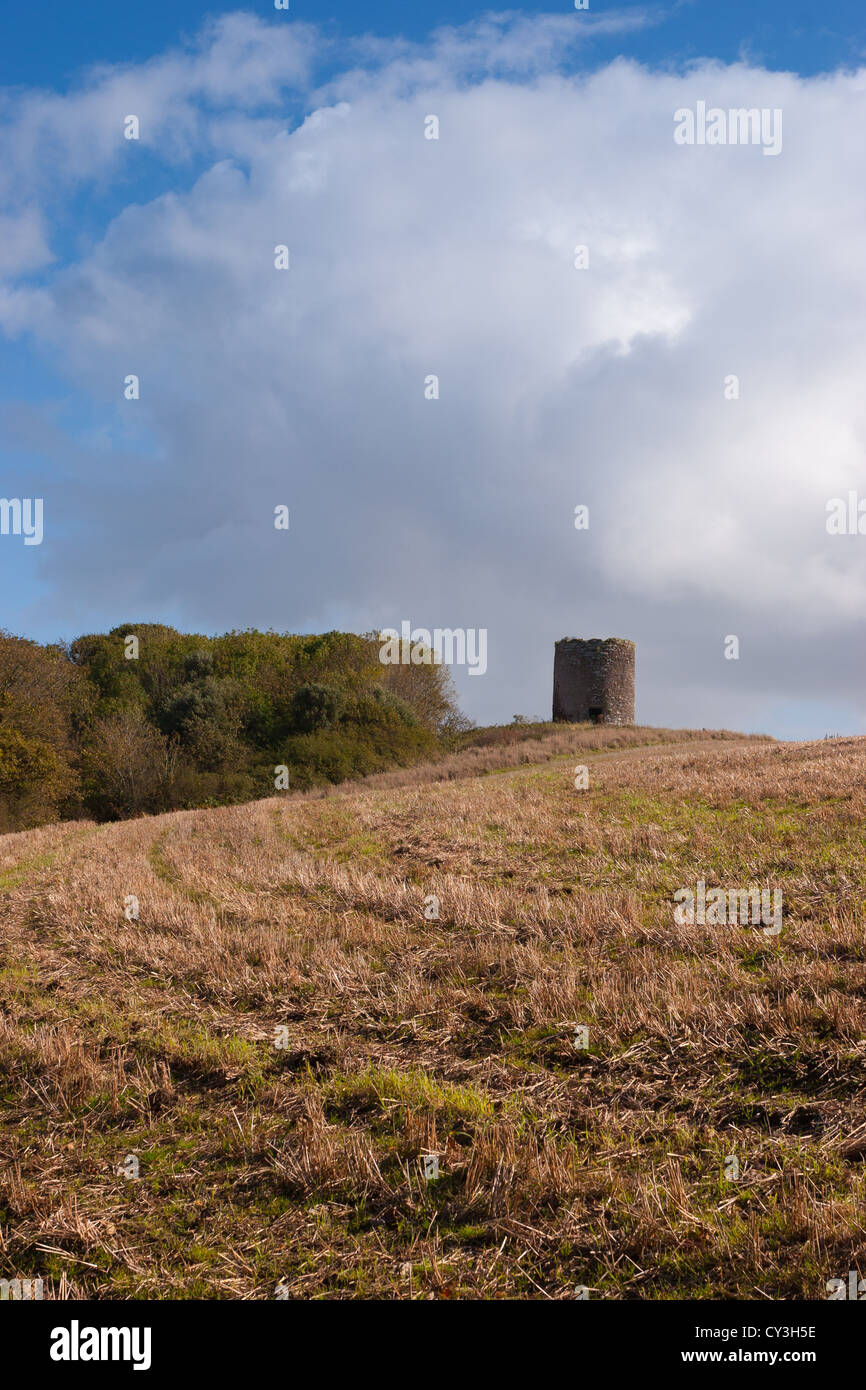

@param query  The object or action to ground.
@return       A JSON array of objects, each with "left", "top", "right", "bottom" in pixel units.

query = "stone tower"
[{"left": 552, "top": 638, "right": 635, "bottom": 725}]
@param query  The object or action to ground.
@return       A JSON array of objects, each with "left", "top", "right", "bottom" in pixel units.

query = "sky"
[{"left": 2, "top": 1, "right": 866, "bottom": 735}]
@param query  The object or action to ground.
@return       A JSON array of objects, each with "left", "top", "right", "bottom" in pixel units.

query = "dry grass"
[{"left": 1, "top": 723, "right": 865, "bottom": 1300}]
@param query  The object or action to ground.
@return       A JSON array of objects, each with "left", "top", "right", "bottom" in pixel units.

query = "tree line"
[{"left": 0, "top": 624, "right": 469, "bottom": 831}]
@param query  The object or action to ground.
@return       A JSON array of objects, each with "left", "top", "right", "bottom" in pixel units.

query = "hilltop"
[{"left": 2, "top": 724, "right": 865, "bottom": 1300}]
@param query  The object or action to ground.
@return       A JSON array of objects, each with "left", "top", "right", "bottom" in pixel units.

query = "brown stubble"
[{"left": 1, "top": 728, "right": 866, "bottom": 1298}]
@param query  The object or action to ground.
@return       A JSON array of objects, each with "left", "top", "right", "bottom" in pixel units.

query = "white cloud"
[
  {"left": 0, "top": 13, "right": 318, "bottom": 208},
  {"left": 2, "top": 12, "right": 866, "bottom": 731}
]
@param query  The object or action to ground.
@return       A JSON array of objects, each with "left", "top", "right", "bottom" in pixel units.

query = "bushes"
[
  {"left": 0, "top": 625, "right": 468, "bottom": 828},
  {"left": 80, "top": 708, "right": 177, "bottom": 820},
  {"left": 0, "top": 632, "right": 87, "bottom": 828},
  {"left": 0, "top": 728, "right": 75, "bottom": 832},
  {"left": 289, "top": 683, "right": 345, "bottom": 734},
  {"left": 277, "top": 686, "right": 437, "bottom": 790},
  {"left": 282, "top": 725, "right": 436, "bottom": 791},
  {"left": 160, "top": 675, "right": 246, "bottom": 773}
]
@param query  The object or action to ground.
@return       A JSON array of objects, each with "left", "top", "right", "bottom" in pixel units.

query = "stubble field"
[{"left": 2, "top": 724, "right": 865, "bottom": 1300}]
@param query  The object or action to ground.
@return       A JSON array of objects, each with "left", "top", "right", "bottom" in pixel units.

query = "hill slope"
[{"left": 2, "top": 725, "right": 864, "bottom": 1300}]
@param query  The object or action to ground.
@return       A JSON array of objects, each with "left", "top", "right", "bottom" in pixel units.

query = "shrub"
[
  {"left": 289, "top": 683, "right": 345, "bottom": 734},
  {"left": 0, "top": 728, "right": 75, "bottom": 831},
  {"left": 81, "top": 708, "right": 178, "bottom": 820}
]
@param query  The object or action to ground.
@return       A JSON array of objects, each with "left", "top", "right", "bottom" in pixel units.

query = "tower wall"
[{"left": 552, "top": 638, "right": 635, "bottom": 725}]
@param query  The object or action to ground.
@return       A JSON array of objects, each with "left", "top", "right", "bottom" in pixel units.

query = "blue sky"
[
  {"left": 2, "top": 1, "right": 865, "bottom": 87},
  {"left": 2, "top": 3, "right": 866, "bottom": 735}
]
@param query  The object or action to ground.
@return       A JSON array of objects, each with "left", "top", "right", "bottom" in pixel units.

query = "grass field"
[{"left": 2, "top": 723, "right": 865, "bottom": 1300}]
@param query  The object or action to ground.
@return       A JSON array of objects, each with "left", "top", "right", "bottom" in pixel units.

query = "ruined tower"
[{"left": 552, "top": 638, "right": 635, "bottom": 725}]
